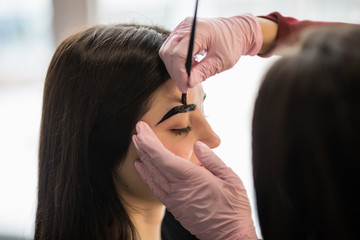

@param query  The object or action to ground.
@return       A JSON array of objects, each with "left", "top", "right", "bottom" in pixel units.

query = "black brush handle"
[{"left": 185, "top": 0, "right": 199, "bottom": 77}]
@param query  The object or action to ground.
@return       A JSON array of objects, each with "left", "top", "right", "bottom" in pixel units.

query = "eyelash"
[{"left": 169, "top": 126, "right": 192, "bottom": 136}]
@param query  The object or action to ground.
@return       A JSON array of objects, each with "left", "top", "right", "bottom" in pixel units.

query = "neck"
[{"left": 124, "top": 198, "right": 165, "bottom": 240}]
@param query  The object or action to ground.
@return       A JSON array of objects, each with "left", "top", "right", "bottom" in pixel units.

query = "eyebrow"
[{"left": 156, "top": 104, "right": 196, "bottom": 125}]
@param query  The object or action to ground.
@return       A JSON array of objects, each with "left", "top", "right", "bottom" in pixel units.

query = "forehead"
[
  {"left": 153, "top": 79, "right": 204, "bottom": 106},
  {"left": 141, "top": 79, "right": 204, "bottom": 126}
]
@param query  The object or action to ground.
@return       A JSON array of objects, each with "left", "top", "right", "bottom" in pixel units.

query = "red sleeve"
[{"left": 258, "top": 12, "right": 350, "bottom": 57}]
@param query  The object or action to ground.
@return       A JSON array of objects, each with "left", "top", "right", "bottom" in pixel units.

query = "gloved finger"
[
  {"left": 132, "top": 133, "right": 172, "bottom": 188},
  {"left": 133, "top": 121, "right": 164, "bottom": 156},
  {"left": 136, "top": 152, "right": 171, "bottom": 194},
  {"left": 194, "top": 141, "right": 243, "bottom": 186},
  {"left": 133, "top": 133, "right": 196, "bottom": 182},
  {"left": 134, "top": 160, "right": 168, "bottom": 199},
  {"left": 171, "top": 35, "right": 193, "bottom": 93},
  {"left": 132, "top": 134, "right": 147, "bottom": 159},
  {"left": 159, "top": 17, "right": 188, "bottom": 52},
  {"left": 133, "top": 121, "right": 198, "bottom": 180},
  {"left": 193, "top": 141, "right": 230, "bottom": 180},
  {"left": 159, "top": 34, "right": 189, "bottom": 93},
  {"left": 169, "top": 25, "right": 207, "bottom": 92},
  {"left": 159, "top": 31, "right": 177, "bottom": 55},
  {"left": 171, "top": 17, "right": 191, "bottom": 35},
  {"left": 188, "top": 56, "right": 222, "bottom": 87},
  {"left": 160, "top": 29, "right": 179, "bottom": 52},
  {"left": 159, "top": 33, "right": 183, "bottom": 62}
]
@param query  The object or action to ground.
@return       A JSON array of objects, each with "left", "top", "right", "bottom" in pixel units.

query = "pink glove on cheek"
[
  {"left": 159, "top": 13, "right": 263, "bottom": 93},
  {"left": 132, "top": 121, "right": 258, "bottom": 240}
]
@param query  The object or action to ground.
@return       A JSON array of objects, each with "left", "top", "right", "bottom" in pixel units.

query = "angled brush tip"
[{"left": 181, "top": 93, "right": 188, "bottom": 105}]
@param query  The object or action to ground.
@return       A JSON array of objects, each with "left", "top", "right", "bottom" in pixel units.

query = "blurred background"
[{"left": 0, "top": 0, "right": 359, "bottom": 239}]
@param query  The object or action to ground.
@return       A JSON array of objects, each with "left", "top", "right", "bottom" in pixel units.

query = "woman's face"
[{"left": 115, "top": 79, "right": 220, "bottom": 204}]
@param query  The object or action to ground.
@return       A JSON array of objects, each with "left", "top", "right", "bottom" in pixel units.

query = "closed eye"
[{"left": 169, "top": 126, "right": 192, "bottom": 136}]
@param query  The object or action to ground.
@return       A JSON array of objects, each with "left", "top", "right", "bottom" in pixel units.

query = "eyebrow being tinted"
[{"left": 156, "top": 104, "right": 196, "bottom": 125}]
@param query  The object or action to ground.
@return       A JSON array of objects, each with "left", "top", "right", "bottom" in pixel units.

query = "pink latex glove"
[
  {"left": 132, "top": 121, "right": 258, "bottom": 240},
  {"left": 159, "top": 13, "right": 263, "bottom": 93}
]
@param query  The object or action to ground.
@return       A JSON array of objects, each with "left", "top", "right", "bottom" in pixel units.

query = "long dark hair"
[
  {"left": 252, "top": 26, "right": 360, "bottom": 239},
  {"left": 35, "top": 24, "right": 170, "bottom": 240}
]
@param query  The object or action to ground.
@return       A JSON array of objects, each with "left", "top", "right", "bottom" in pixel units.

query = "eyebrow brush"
[
  {"left": 182, "top": 0, "right": 199, "bottom": 106},
  {"left": 181, "top": 93, "right": 188, "bottom": 106}
]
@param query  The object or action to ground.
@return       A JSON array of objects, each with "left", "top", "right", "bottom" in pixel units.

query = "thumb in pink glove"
[
  {"left": 159, "top": 13, "right": 263, "bottom": 93},
  {"left": 132, "top": 121, "right": 258, "bottom": 240}
]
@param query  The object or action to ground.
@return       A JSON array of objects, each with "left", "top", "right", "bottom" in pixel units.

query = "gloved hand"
[
  {"left": 159, "top": 13, "right": 263, "bottom": 93},
  {"left": 132, "top": 121, "right": 258, "bottom": 240}
]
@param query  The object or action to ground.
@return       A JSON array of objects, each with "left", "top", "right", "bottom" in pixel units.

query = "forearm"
[
  {"left": 256, "top": 12, "right": 355, "bottom": 57},
  {"left": 257, "top": 17, "right": 278, "bottom": 55}
]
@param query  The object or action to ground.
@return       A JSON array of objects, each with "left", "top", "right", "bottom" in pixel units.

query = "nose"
[
  {"left": 195, "top": 115, "right": 221, "bottom": 149},
  {"left": 188, "top": 114, "right": 220, "bottom": 165}
]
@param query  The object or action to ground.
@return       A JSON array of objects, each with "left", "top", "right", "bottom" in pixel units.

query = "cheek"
[
  {"left": 115, "top": 143, "right": 159, "bottom": 202},
  {"left": 152, "top": 130, "right": 201, "bottom": 165},
  {"left": 153, "top": 131, "right": 193, "bottom": 160}
]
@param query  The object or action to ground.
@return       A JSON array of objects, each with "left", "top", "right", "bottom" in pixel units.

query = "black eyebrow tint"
[{"left": 156, "top": 104, "right": 196, "bottom": 125}]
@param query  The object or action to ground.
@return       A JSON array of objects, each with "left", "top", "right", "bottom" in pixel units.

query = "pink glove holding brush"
[{"left": 159, "top": 13, "right": 263, "bottom": 93}]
